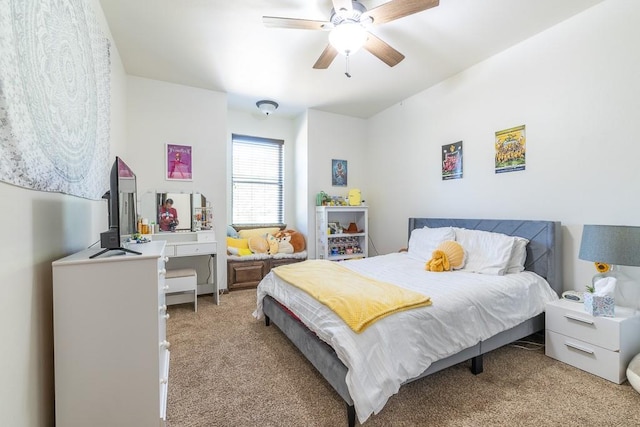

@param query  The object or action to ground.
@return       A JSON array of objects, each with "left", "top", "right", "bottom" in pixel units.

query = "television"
[{"left": 90, "top": 157, "right": 141, "bottom": 259}]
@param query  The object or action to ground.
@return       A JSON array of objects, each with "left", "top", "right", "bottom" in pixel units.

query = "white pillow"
[
  {"left": 506, "top": 236, "right": 529, "bottom": 274},
  {"left": 407, "top": 227, "right": 456, "bottom": 262},
  {"left": 454, "top": 228, "right": 516, "bottom": 275}
]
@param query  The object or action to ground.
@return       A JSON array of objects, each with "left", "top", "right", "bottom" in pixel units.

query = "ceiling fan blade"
[
  {"left": 363, "top": 0, "right": 439, "bottom": 25},
  {"left": 263, "top": 16, "right": 332, "bottom": 30},
  {"left": 313, "top": 44, "right": 339, "bottom": 69},
  {"left": 332, "top": 0, "right": 353, "bottom": 14},
  {"left": 363, "top": 33, "right": 405, "bottom": 67}
]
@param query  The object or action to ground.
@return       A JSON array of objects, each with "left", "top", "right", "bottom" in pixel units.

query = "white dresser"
[
  {"left": 545, "top": 298, "right": 640, "bottom": 384},
  {"left": 52, "top": 241, "right": 169, "bottom": 427}
]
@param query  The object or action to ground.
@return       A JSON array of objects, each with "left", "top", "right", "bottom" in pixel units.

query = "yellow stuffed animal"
[
  {"left": 267, "top": 234, "right": 279, "bottom": 255},
  {"left": 248, "top": 235, "right": 269, "bottom": 254},
  {"left": 227, "top": 237, "right": 252, "bottom": 256},
  {"left": 426, "top": 240, "right": 465, "bottom": 272}
]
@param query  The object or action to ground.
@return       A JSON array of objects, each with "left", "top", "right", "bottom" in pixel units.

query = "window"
[{"left": 232, "top": 134, "right": 284, "bottom": 225}]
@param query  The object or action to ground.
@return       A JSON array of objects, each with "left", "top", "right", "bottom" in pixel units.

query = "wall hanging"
[{"left": 0, "top": 0, "right": 111, "bottom": 199}]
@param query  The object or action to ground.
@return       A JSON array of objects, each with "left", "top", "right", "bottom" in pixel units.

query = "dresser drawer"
[
  {"left": 175, "top": 242, "right": 216, "bottom": 256},
  {"left": 545, "top": 330, "right": 626, "bottom": 384},
  {"left": 163, "top": 245, "right": 176, "bottom": 257},
  {"left": 546, "top": 302, "right": 620, "bottom": 351},
  {"left": 157, "top": 255, "right": 167, "bottom": 316}
]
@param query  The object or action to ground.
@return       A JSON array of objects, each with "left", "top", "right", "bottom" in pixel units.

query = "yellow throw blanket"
[{"left": 272, "top": 260, "right": 432, "bottom": 333}]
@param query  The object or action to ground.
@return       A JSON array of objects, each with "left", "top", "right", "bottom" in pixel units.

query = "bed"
[{"left": 253, "top": 218, "right": 562, "bottom": 426}]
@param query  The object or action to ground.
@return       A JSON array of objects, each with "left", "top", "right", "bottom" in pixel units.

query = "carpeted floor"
[{"left": 166, "top": 289, "right": 640, "bottom": 426}]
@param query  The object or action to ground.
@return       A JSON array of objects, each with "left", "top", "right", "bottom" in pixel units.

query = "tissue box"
[{"left": 583, "top": 292, "right": 615, "bottom": 317}]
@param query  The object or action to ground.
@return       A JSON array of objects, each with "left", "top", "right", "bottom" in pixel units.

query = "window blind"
[{"left": 232, "top": 134, "right": 284, "bottom": 225}]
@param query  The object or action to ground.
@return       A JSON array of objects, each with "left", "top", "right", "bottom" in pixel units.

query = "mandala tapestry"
[{"left": 0, "top": 0, "right": 111, "bottom": 200}]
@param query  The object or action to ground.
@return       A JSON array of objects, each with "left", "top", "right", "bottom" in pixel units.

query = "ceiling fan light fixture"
[
  {"left": 256, "top": 100, "right": 279, "bottom": 116},
  {"left": 329, "top": 23, "right": 367, "bottom": 56}
]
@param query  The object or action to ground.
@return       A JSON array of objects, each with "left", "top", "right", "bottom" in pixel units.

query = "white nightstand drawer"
[
  {"left": 546, "top": 300, "right": 621, "bottom": 351},
  {"left": 545, "top": 330, "right": 626, "bottom": 384}
]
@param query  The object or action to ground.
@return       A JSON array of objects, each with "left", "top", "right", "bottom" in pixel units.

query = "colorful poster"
[
  {"left": 332, "top": 159, "right": 347, "bottom": 186},
  {"left": 166, "top": 143, "right": 193, "bottom": 181},
  {"left": 495, "top": 125, "right": 526, "bottom": 174},
  {"left": 442, "top": 141, "right": 463, "bottom": 180}
]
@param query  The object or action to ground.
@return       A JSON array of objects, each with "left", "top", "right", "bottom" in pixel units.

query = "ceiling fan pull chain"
[{"left": 345, "top": 53, "right": 352, "bottom": 78}]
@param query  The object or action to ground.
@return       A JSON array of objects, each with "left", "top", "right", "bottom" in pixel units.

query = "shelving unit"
[{"left": 316, "top": 205, "right": 368, "bottom": 261}]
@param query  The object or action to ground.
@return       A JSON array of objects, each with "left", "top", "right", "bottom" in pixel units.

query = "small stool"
[{"left": 166, "top": 268, "right": 198, "bottom": 312}]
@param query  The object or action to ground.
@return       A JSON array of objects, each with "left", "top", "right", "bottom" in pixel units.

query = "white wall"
[
  {"left": 366, "top": 0, "right": 640, "bottom": 295},
  {"left": 0, "top": 1, "right": 128, "bottom": 425},
  {"left": 294, "top": 112, "right": 309, "bottom": 237},
  {"left": 126, "top": 76, "right": 228, "bottom": 289},
  {"left": 227, "top": 110, "right": 298, "bottom": 230},
  {"left": 307, "top": 110, "right": 368, "bottom": 258}
]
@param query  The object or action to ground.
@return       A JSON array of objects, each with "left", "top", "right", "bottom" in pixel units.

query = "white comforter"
[{"left": 253, "top": 252, "right": 559, "bottom": 424}]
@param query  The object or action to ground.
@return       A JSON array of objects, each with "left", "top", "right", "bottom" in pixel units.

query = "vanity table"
[
  {"left": 150, "top": 230, "right": 219, "bottom": 305},
  {"left": 139, "top": 191, "right": 219, "bottom": 305}
]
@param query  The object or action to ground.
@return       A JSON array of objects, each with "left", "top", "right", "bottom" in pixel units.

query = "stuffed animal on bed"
[
  {"left": 274, "top": 229, "right": 306, "bottom": 252},
  {"left": 426, "top": 240, "right": 465, "bottom": 272}
]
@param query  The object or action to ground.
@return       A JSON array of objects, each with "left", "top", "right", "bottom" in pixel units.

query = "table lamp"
[{"left": 578, "top": 224, "right": 640, "bottom": 307}]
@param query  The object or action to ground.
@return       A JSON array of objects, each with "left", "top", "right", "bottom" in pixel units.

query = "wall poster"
[
  {"left": 332, "top": 159, "right": 347, "bottom": 186},
  {"left": 166, "top": 143, "right": 193, "bottom": 181},
  {"left": 442, "top": 141, "right": 463, "bottom": 180},
  {"left": 495, "top": 125, "right": 526, "bottom": 174}
]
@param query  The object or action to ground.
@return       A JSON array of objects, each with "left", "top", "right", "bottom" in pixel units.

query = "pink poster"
[{"left": 166, "top": 143, "right": 193, "bottom": 181}]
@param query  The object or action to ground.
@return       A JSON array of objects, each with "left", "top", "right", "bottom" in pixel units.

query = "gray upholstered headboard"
[{"left": 408, "top": 218, "right": 562, "bottom": 296}]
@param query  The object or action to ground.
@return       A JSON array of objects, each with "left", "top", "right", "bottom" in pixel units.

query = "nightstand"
[{"left": 545, "top": 298, "right": 640, "bottom": 384}]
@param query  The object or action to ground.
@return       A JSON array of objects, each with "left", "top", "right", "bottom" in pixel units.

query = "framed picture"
[
  {"left": 495, "top": 125, "right": 526, "bottom": 174},
  {"left": 442, "top": 141, "right": 463, "bottom": 180},
  {"left": 166, "top": 143, "right": 193, "bottom": 181},
  {"left": 332, "top": 159, "right": 347, "bottom": 186},
  {"left": 328, "top": 222, "right": 341, "bottom": 234}
]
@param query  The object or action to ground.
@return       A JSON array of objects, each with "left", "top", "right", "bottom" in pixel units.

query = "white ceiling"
[{"left": 99, "top": 0, "right": 604, "bottom": 119}]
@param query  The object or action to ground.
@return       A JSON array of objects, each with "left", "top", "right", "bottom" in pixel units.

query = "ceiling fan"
[{"left": 263, "top": 0, "right": 439, "bottom": 75}]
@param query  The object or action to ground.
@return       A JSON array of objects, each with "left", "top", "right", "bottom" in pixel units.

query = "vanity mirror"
[
  {"left": 192, "top": 192, "right": 213, "bottom": 231},
  {"left": 157, "top": 193, "right": 191, "bottom": 232},
  {"left": 139, "top": 191, "right": 212, "bottom": 233}
]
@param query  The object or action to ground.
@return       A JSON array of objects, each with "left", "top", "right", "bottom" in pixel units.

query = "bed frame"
[{"left": 262, "top": 218, "right": 562, "bottom": 426}]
